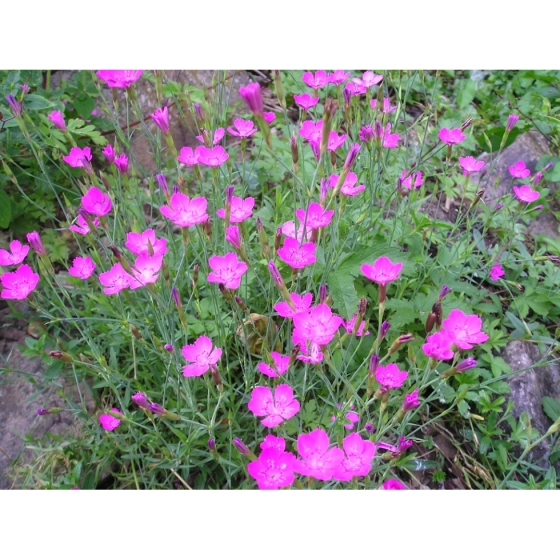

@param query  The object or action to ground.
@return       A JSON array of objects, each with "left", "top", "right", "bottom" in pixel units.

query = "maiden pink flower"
[
  {"left": 69, "top": 214, "right": 99, "bottom": 235},
  {"left": 99, "top": 408, "right": 121, "bottom": 431},
  {"left": 333, "top": 432, "right": 376, "bottom": 481},
  {"left": 63, "top": 146, "right": 92, "bottom": 168},
  {"left": 227, "top": 118, "right": 257, "bottom": 137},
  {"left": 197, "top": 146, "right": 229, "bottom": 167},
  {"left": 295, "top": 202, "right": 334, "bottom": 230},
  {"left": 328, "top": 172, "right": 366, "bottom": 196},
  {"left": 345, "top": 82, "right": 367, "bottom": 96},
  {"left": 48, "top": 110, "right": 67, "bottom": 132},
  {"left": 293, "top": 428, "right": 344, "bottom": 481},
  {"left": 382, "top": 479, "right": 408, "bottom": 489},
  {"left": 247, "top": 384, "right": 300, "bottom": 428},
  {"left": 489, "top": 263, "right": 505, "bottom": 281},
  {"left": 343, "top": 314, "right": 370, "bottom": 337},
  {"left": 96, "top": 70, "right": 143, "bottom": 88},
  {"left": 294, "top": 93, "right": 320, "bottom": 111},
  {"left": 216, "top": 196, "right": 255, "bottom": 223},
  {"left": 181, "top": 335, "right": 222, "bottom": 377},
  {"left": 225, "top": 225, "right": 242, "bottom": 250},
  {"left": 353, "top": 71, "right": 383, "bottom": 89},
  {"left": 302, "top": 70, "right": 328, "bottom": 89},
  {"left": 378, "top": 123, "right": 400, "bottom": 148},
  {"left": 359, "top": 125, "right": 374, "bottom": 143},
  {"left": 438, "top": 128, "right": 466, "bottom": 145},
  {"left": 207, "top": 252, "right": 248, "bottom": 289},
  {"left": 196, "top": 128, "right": 225, "bottom": 146},
  {"left": 376, "top": 363, "right": 408, "bottom": 391},
  {"left": 378, "top": 436, "right": 413, "bottom": 458},
  {"left": 0, "top": 240, "right": 29, "bottom": 266},
  {"left": 151, "top": 106, "right": 170, "bottom": 135},
  {"left": 247, "top": 447, "right": 297, "bottom": 490},
  {"left": 258, "top": 351, "right": 290, "bottom": 378},
  {"left": 68, "top": 256, "right": 97, "bottom": 280},
  {"left": 328, "top": 70, "right": 350, "bottom": 85},
  {"left": 281, "top": 220, "right": 312, "bottom": 242},
  {"left": 82, "top": 187, "right": 112, "bottom": 217},
  {"left": 361, "top": 256, "right": 403, "bottom": 285},
  {"left": 98, "top": 263, "right": 133, "bottom": 295},
  {"left": 400, "top": 169, "right": 424, "bottom": 190},
  {"left": 264, "top": 112, "right": 276, "bottom": 124},
  {"left": 177, "top": 146, "right": 201, "bottom": 166},
  {"left": 459, "top": 156, "right": 485, "bottom": 175},
  {"left": 114, "top": 153, "right": 129, "bottom": 173},
  {"left": 370, "top": 97, "right": 397, "bottom": 113},
  {"left": 292, "top": 303, "right": 344, "bottom": 346},
  {"left": 129, "top": 255, "right": 163, "bottom": 289},
  {"left": 327, "top": 131, "right": 347, "bottom": 152},
  {"left": 239, "top": 82, "right": 264, "bottom": 117},
  {"left": 131, "top": 392, "right": 150, "bottom": 410},
  {"left": 124, "top": 229, "right": 168, "bottom": 258},
  {"left": 102, "top": 144, "right": 115, "bottom": 163},
  {"left": 509, "top": 161, "right": 531, "bottom": 178},
  {"left": 441, "top": 309, "right": 488, "bottom": 350},
  {"left": 274, "top": 292, "right": 313, "bottom": 318},
  {"left": 298, "top": 119, "right": 323, "bottom": 146},
  {"left": 260, "top": 435, "right": 286, "bottom": 452},
  {"left": 1, "top": 264, "right": 40, "bottom": 300},
  {"left": 160, "top": 193, "right": 208, "bottom": 227},
  {"left": 513, "top": 184, "right": 540, "bottom": 203},
  {"left": 402, "top": 389, "right": 420, "bottom": 411},
  {"left": 277, "top": 237, "right": 316, "bottom": 269},
  {"left": 296, "top": 341, "right": 324, "bottom": 364},
  {"left": 422, "top": 330, "right": 454, "bottom": 360}
]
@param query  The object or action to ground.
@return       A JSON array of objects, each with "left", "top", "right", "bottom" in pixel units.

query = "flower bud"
[
  {"left": 456, "top": 357, "right": 477, "bottom": 372},
  {"left": 235, "top": 296, "right": 249, "bottom": 313},
  {"left": 380, "top": 321, "right": 390, "bottom": 340},
  {"left": 425, "top": 311, "right": 437, "bottom": 334},
  {"left": 365, "top": 423, "right": 375, "bottom": 433},
  {"left": 319, "top": 284, "right": 328, "bottom": 304},
  {"left": 155, "top": 173, "right": 169, "bottom": 195},
  {"left": 148, "top": 403, "right": 166, "bottom": 415},
  {"left": 343, "top": 143, "right": 360, "bottom": 172},
  {"left": 506, "top": 114, "right": 519, "bottom": 132},
  {"left": 268, "top": 260, "right": 285, "bottom": 289},
  {"left": 37, "top": 407, "right": 61, "bottom": 415},
  {"left": 320, "top": 98, "right": 338, "bottom": 156},
  {"left": 48, "top": 110, "right": 67, "bottom": 132},
  {"left": 131, "top": 392, "right": 149, "bottom": 409},
  {"left": 438, "top": 285, "right": 452, "bottom": 301},
  {"left": 164, "top": 343, "right": 174, "bottom": 353},
  {"left": 192, "top": 265, "right": 199, "bottom": 289},
  {"left": 171, "top": 287, "right": 182, "bottom": 308},
  {"left": 225, "top": 225, "right": 242, "bottom": 251},
  {"left": 320, "top": 178, "right": 329, "bottom": 204},
  {"left": 274, "top": 228, "right": 282, "bottom": 251},
  {"left": 26, "top": 231, "right": 46, "bottom": 255},
  {"left": 460, "top": 118, "right": 473, "bottom": 131},
  {"left": 130, "top": 325, "right": 143, "bottom": 340},
  {"left": 389, "top": 333, "right": 414, "bottom": 355},
  {"left": 290, "top": 136, "right": 299, "bottom": 167},
  {"left": 402, "top": 389, "right": 420, "bottom": 411},
  {"left": 233, "top": 437, "right": 251, "bottom": 456},
  {"left": 6, "top": 94, "right": 23, "bottom": 117},
  {"left": 368, "top": 354, "right": 380, "bottom": 377},
  {"left": 208, "top": 438, "right": 216, "bottom": 452},
  {"left": 358, "top": 297, "right": 367, "bottom": 317},
  {"left": 48, "top": 350, "right": 73, "bottom": 363},
  {"left": 273, "top": 70, "right": 286, "bottom": 109}
]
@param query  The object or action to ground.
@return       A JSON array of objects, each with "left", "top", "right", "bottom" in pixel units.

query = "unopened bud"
[
  {"left": 320, "top": 98, "right": 338, "bottom": 156},
  {"left": 389, "top": 333, "right": 414, "bottom": 355},
  {"left": 130, "top": 325, "right": 142, "bottom": 340},
  {"left": 274, "top": 228, "right": 282, "bottom": 251},
  {"left": 438, "top": 285, "right": 452, "bottom": 301},
  {"left": 235, "top": 296, "right": 249, "bottom": 313},
  {"left": 319, "top": 284, "right": 328, "bottom": 304},
  {"left": 48, "top": 350, "right": 73, "bottom": 363},
  {"left": 268, "top": 260, "right": 284, "bottom": 289},
  {"left": 506, "top": 114, "right": 519, "bottom": 132},
  {"left": 369, "top": 354, "right": 380, "bottom": 377},
  {"left": 233, "top": 437, "right": 252, "bottom": 456},
  {"left": 358, "top": 297, "right": 367, "bottom": 317},
  {"left": 432, "top": 302, "right": 443, "bottom": 328},
  {"left": 273, "top": 70, "right": 286, "bottom": 109},
  {"left": 460, "top": 118, "right": 473, "bottom": 131},
  {"left": 192, "top": 265, "right": 199, "bottom": 289},
  {"left": 425, "top": 311, "right": 437, "bottom": 334},
  {"left": 37, "top": 407, "right": 62, "bottom": 416},
  {"left": 380, "top": 321, "right": 390, "bottom": 340},
  {"left": 164, "top": 343, "right": 174, "bottom": 353},
  {"left": 155, "top": 173, "right": 169, "bottom": 195},
  {"left": 219, "top": 283, "right": 233, "bottom": 301},
  {"left": 208, "top": 438, "right": 216, "bottom": 452},
  {"left": 290, "top": 136, "right": 299, "bottom": 167}
]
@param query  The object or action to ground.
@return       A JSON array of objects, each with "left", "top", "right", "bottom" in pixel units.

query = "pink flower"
[
  {"left": 402, "top": 389, "right": 420, "bottom": 411},
  {"left": 377, "top": 123, "right": 400, "bottom": 148},
  {"left": 328, "top": 70, "right": 350, "bottom": 85},
  {"left": 295, "top": 202, "right": 334, "bottom": 230},
  {"left": 376, "top": 363, "right": 408, "bottom": 390},
  {"left": 1, "top": 264, "right": 40, "bottom": 300},
  {"left": 247, "top": 447, "right": 297, "bottom": 490},
  {"left": 102, "top": 145, "right": 115, "bottom": 163},
  {"left": 331, "top": 404, "right": 359, "bottom": 429},
  {"left": 177, "top": 146, "right": 201, "bottom": 166},
  {"left": 63, "top": 146, "right": 92, "bottom": 168},
  {"left": 281, "top": 220, "right": 312, "bottom": 242},
  {"left": 343, "top": 314, "right": 370, "bottom": 337},
  {"left": 196, "top": 128, "right": 225, "bottom": 146},
  {"left": 247, "top": 384, "right": 300, "bottom": 428},
  {"left": 69, "top": 214, "right": 99, "bottom": 235},
  {"left": 328, "top": 172, "right": 366, "bottom": 197},
  {"left": 382, "top": 479, "right": 408, "bottom": 490},
  {"left": 400, "top": 170, "right": 424, "bottom": 190},
  {"left": 370, "top": 97, "right": 397, "bottom": 113},
  {"left": 333, "top": 433, "right": 376, "bottom": 481},
  {"left": 353, "top": 71, "right": 383, "bottom": 89},
  {"left": 131, "top": 392, "right": 149, "bottom": 409},
  {"left": 48, "top": 110, "right": 66, "bottom": 132},
  {"left": 225, "top": 225, "right": 242, "bottom": 250},
  {"left": 26, "top": 231, "right": 45, "bottom": 255},
  {"left": 298, "top": 119, "right": 323, "bottom": 146},
  {"left": 296, "top": 341, "right": 324, "bottom": 364},
  {"left": 277, "top": 237, "right": 316, "bottom": 269},
  {"left": 96, "top": 71, "right": 143, "bottom": 88},
  {"left": 422, "top": 330, "right": 454, "bottom": 360},
  {"left": 293, "top": 428, "right": 344, "bottom": 481},
  {"left": 260, "top": 435, "right": 286, "bottom": 452},
  {"left": 0, "top": 240, "right": 29, "bottom": 266},
  {"left": 302, "top": 70, "right": 328, "bottom": 89},
  {"left": 216, "top": 196, "right": 254, "bottom": 223},
  {"left": 98, "top": 263, "right": 133, "bottom": 295},
  {"left": 441, "top": 309, "right": 488, "bottom": 350},
  {"left": 345, "top": 82, "right": 367, "bottom": 96},
  {"left": 274, "top": 292, "right": 313, "bottom": 318},
  {"left": 129, "top": 255, "right": 163, "bottom": 289},
  {"left": 207, "top": 252, "right": 248, "bottom": 289},
  {"left": 99, "top": 408, "right": 121, "bottom": 431},
  {"left": 513, "top": 184, "right": 539, "bottom": 203},
  {"left": 327, "top": 131, "right": 347, "bottom": 152},
  {"left": 378, "top": 437, "right": 412, "bottom": 458},
  {"left": 239, "top": 82, "right": 264, "bottom": 117},
  {"left": 227, "top": 118, "right": 257, "bottom": 138},
  {"left": 151, "top": 106, "right": 170, "bottom": 135},
  {"left": 197, "top": 146, "right": 229, "bottom": 167},
  {"left": 292, "top": 303, "right": 344, "bottom": 346},
  {"left": 459, "top": 156, "right": 485, "bottom": 175},
  {"left": 181, "top": 335, "right": 222, "bottom": 377},
  {"left": 263, "top": 112, "right": 275, "bottom": 124},
  {"left": 509, "top": 161, "right": 531, "bottom": 179},
  {"left": 294, "top": 93, "right": 320, "bottom": 111},
  {"left": 438, "top": 128, "right": 466, "bottom": 145},
  {"left": 68, "top": 256, "right": 96, "bottom": 280},
  {"left": 159, "top": 193, "right": 208, "bottom": 227},
  {"left": 489, "top": 263, "right": 505, "bottom": 281},
  {"left": 81, "top": 187, "right": 112, "bottom": 217},
  {"left": 257, "top": 352, "right": 290, "bottom": 378},
  {"left": 361, "top": 256, "right": 403, "bottom": 285},
  {"left": 114, "top": 153, "right": 129, "bottom": 173},
  {"left": 124, "top": 229, "right": 167, "bottom": 258}
]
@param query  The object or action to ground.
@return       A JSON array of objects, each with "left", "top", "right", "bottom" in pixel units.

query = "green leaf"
[
  {"left": 456, "top": 79, "right": 477, "bottom": 109},
  {"left": 328, "top": 271, "right": 358, "bottom": 319},
  {"left": 542, "top": 396, "right": 560, "bottom": 422},
  {"left": 73, "top": 93, "right": 95, "bottom": 120},
  {"left": 23, "top": 93, "right": 55, "bottom": 111},
  {"left": 0, "top": 187, "right": 11, "bottom": 228}
]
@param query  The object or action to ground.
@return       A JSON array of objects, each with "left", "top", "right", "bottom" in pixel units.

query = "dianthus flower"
[
  {"left": 489, "top": 263, "right": 505, "bottom": 281},
  {"left": 293, "top": 428, "right": 344, "bottom": 481},
  {"left": 150, "top": 106, "right": 170, "bottom": 135},
  {"left": 81, "top": 187, "right": 112, "bottom": 217},
  {"left": 343, "top": 314, "right": 370, "bottom": 337},
  {"left": 377, "top": 437, "right": 412, "bottom": 458},
  {"left": 227, "top": 118, "right": 257, "bottom": 138},
  {"left": 129, "top": 255, "right": 163, "bottom": 289},
  {"left": 422, "top": 330, "right": 454, "bottom": 360},
  {"left": 207, "top": 252, "right": 248, "bottom": 289},
  {"left": 98, "top": 263, "right": 133, "bottom": 295},
  {"left": 177, "top": 146, "right": 201, "bottom": 166},
  {"left": 293, "top": 93, "right": 320, "bottom": 111},
  {"left": 509, "top": 161, "right": 531, "bottom": 179},
  {"left": 239, "top": 82, "right": 264, "bottom": 117},
  {"left": 196, "top": 146, "right": 229, "bottom": 167},
  {"left": 1, "top": 264, "right": 40, "bottom": 300},
  {"left": 216, "top": 196, "right": 254, "bottom": 223},
  {"left": 327, "top": 131, "right": 347, "bottom": 152},
  {"left": 260, "top": 435, "right": 287, "bottom": 452},
  {"left": 298, "top": 119, "right": 323, "bottom": 146},
  {"left": 438, "top": 127, "right": 466, "bottom": 145},
  {"left": 361, "top": 256, "right": 403, "bottom": 285},
  {"left": 302, "top": 70, "right": 328, "bottom": 89},
  {"left": 328, "top": 70, "right": 350, "bottom": 85},
  {"left": 96, "top": 70, "right": 143, "bottom": 88},
  {"left": 264, "top": 112, "right": 276, "bottom": 124},
  {"left": 196, "top": 128, "right": 225, "bottom": 146},
  {"left": 376, "top": 363, "right": 408, "bottom": 391},
  {"left": 402, "top": 389, "right": 420, "bottom": 411},
  {"left": 333, "top": 433, "right": 376, "bottom": 481},
  {"left": 370, "top": 97, "right": 397, "bottom": 113},
  {"left": 114, "top": 153, "right": 129, "bottom": 173},
  {"left": 63, "top": 146, "right": 92, "bottom": 168},
  {"left": 247, "top": 384, "right": 300, "bottom": 428},
  {"left": 0, "top": 240, "right": 29, "bottom": 266},
  {"left": 400, "top": 169, "right": 424, "bottom": 190},
  {"left": 513, "top": 184, "right": 540, "bottom": 203},
  {"left": 181, "top": 335, "right": 222, "bottom": 377},
  {"left": 459, "top": 156, "right": 485, "bottom": 175},
  {"left": 382, "top": 479, "right": 408, "bottom": 489},
  {"left": 327, "top": 172, "right": 366, "bottom": 196},
  {"left": 131, "top": 392, "right": 150, "bottom": 410},
  {"left": 257, "top": 351, "right": 290, "bottom": 378},
  {"left": 376, "top": 123, "right": 400, "bottom": 148},
  {"left": 331, "top": 404, "right": 360, "bottom": 429},
  {"left": 274, "top": 292, "right": 313, "bottom": 318},
  {"left": 99, "top": 408, "right": 121, "bottom": 430},
  {"left": 345, "top": 82, "right": 367, "bottom": 96},
  {"left": 441, "top": 309, "right": 488, "bottom": 350},
  {"left": 247, "top": 446, "right": 297, "bottom": 490},
  {"left": 280, "top": 220, "right": 312, "bottom": 242},
  {"left": 124, "top": 229, "right": 168, "bottom": 258},
  {"left": 295, "top": 341, "right": 323, "bottom": 364},
  {"left": 225, "top": 225, "right": 242, "bottom": 250},
  {"left": 68, "top": 256, "right": 97, "bottom": 280},
  {"left": 160, "top": 193, "right": 208, "bottom": 227},
  {"left": 48, "top": 110, "right": 67, "bottom": 132},
  {"left": 353, "top": 71, "right": 383, "bottom": 89},
  {"left": 69, "top": 214, "right": 99, "bottom": 235},
  {"left": 295, "top": 202, "right": 334, "bottom": 230},
  {"left": 26, "top": 231, "right": 45, "bottom": 255},
  {"left": 292, "top": 303, "right": 344, "bottom": 346},
  {"left": 102, "top": 144, "right": 115, "bottom": 163}
]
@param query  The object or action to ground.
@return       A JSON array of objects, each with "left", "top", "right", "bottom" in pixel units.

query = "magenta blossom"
[
  {"left": 1, "top": 264, "right": 40, "bottom": 300},
  {"left": 62, "top": 146, "right": 92, "bottom": 168},
  {"left": 26, "top": 231, "right": 45, "bottom": 255},
  {"left": 281, "top": 220, "right": 312, "bottom": 242},
  {"left": 98, "top": 263, "right": 133, "bottom": 295},
  {"left": 124, "top": 229, "right": 167, "bottom": 258},
  {"left": 506, "top": 114, "right": 519, "bottom": 132},
  {"left": 247, "top": 446, "right": 297, "bottom": 490},
  {"left": 441, "top": 309, "right": 488, "bottom": 350},
  {"left": 0, "top": 240, "right": 29, "bottom": 266},
  {"left": 402, "top": 389, "right": 420, "bottom": 411},
  {"left": 197, "top": 146, "right": 229, "bottom": 167},
  {"left": 225, "top": 225, "right": 242, "bottom": 250},
  {"left": 260, "top": 435, "right": 286, "bottom": 452},
  {"left": 69, "top": 214, "right": 99, "bottom": 235},
  {"left": 216, "top": 195, "right": 254, "bottom": 223},
  {"left": 343, "top": 314, "right": 370, "bottom": 337},
  {"left": 96, "top": 71, "right": 143, "bottom": 88},
  {"left": 489, "top": 263, "right": 505, "bottom": 281},
  {"left": 277, "top": 237, "right": 317, "bottom": 269},
  {"left": 361, "top": 256, "right": 403, "bottom": 285},
  {"left": 359, "top": 125, "right": 374, "bottom": 143},
  {"left": 345, "top": 82, "right": 367, "bottom": 96},
  {"left": 48, "top": 110, "right": 67, "bottom": 132},
  {"left": 327, "top": 131, "right": 347, "bottom": 152},
  {"left": 328, "top": 172, "right": 366, "bottom": 196},
  {"left": 298, "top": 119, "right": 323, "bottom": 146},
  {"left": 81, "top": 187, "right": 112, "bottom": 217},
  {"left": 292, "top": 303, "right": 344, "bottom": 346},
  {"left": 302, "top": 70, "right": 328, "bottom": 89},
  {"left": 239, "top": 82, "right": 264, "bottom": 117},
  {"left": 131, "top": 392, "right": 149, "bottom": 410},
  {"left": 129, "top": 255, "right": 163, "bottom": 289},
  {"left": 207, "top": 252, "right": 248, "bottom": 289},
  {"left": 422, "top": 330, "right": 454, "bottom": 361},
  {"left": 114, "top": 153, "right": 129, "bottom": 174},
  {"left": 439, "top": 128, "right": 466, "bottom": 145},
  {"left": 294, "top": 93, "right": 320, "bottom": 111},
  {"left": 333, "top": 433, "right": 376, "bottom": 481},
  {"left": 328, "top": 70, "right": 350, "bottom": 85},
  {"left": 257, "top": 352, "right": 290, "bottom": 378},
  {"left": 264, "top": 112, "right": 275, "bottom": 124},
  {"left": 274, "top": 292, "right": 313, "bottom": 319},
  {"left": 295, "top": 202, "right": 334, "bottom": 230},
  {"left": 177, "top": 146, "right": 201, "bottom": 166},
  {"left": 459, "top": 156, "right": 485, "bottom": 175},
  {"left": 382, "top": 479, "right": 408, "bottom": 490},
  {"left": 247, "top": 384, "right": 300, "bottom": 428},
  {"left": 181, "top": 335, "right": 222, "bottom": 377},
  {"left": 160, "top": 193, "right": 208, "bottom": 227},
  {"left": 99, "top": 408, "right": 121, "bottom": 431},
  {"left": 400, "top": 170, "right": 424, "bottom": 190},
  {"left": 331, "top": 404, "right": 359, "bottom": 429},
  {"left": 509, "top": 161, "right": 531, "bottom": 179},
  {"left": 296, "top": 341, "right": 324, "bottom": 364},
  {"left": 377, "top": 123, "right": 400, "bottom": 148},
  {"left": 151, "top": 106, "right": 170, "bottom": 135},
  {"left": 376, "top": 363, "right": 408, "bottom": 391},
  {"left": 227, "top": 118, "right": 257, "bottom": 138},
  {"left": 68, "top": 256, "right": 97, "bottom": 280},
  {"left": 370, "top": 97, "right": 397, "bottom": 113},
  {"left": 353, "top": 71, "right": 383, "bottom": 89},
  {"left": 377, "top": 437, "right": 412, "bottom": 458},
  {"left": 293, "top": 428, "right": 344, "bottom": 481},
  {"left": 196, "top": 128, "right": 225, "bottom": 146},
  {"left": 102, "top": 144, "right": 115, "bottom": 163},
  {"left": 513, "top": 184, "right": 540, "bottom": 203}
]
